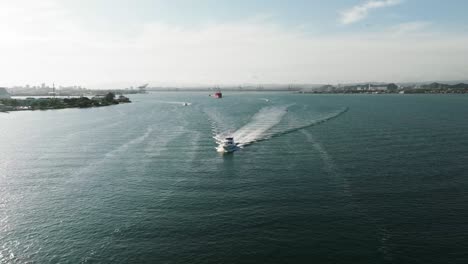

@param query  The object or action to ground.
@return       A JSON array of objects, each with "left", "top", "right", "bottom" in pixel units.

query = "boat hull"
[{"left": 216, "top": 145, "right": 239, "bottom": 153}]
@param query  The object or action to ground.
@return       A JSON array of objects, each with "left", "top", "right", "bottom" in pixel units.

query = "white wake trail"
[
  {"left": 210, "top": 104, "right": 349, "bottom": 151},
  {"left": 219, "top": 106, "right": 287, "bottom": 147},
  {"left": 153, "top": 100, "right": 192, "bottom": 106}
]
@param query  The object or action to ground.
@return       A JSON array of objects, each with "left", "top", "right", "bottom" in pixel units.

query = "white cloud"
[
  {"left": 0, "top": 0, "right": 467, "bottom": 88},
  {"left": 340, "top": 0, "right": 402, "bottom": 25}
]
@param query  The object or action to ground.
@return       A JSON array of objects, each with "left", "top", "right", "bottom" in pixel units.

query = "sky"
[{"left": 1, "top": 0, "right": 468, "bottom": 88}]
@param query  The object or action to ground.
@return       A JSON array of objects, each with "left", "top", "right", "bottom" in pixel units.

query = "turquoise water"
[{"left": 1, "top": 93, "right": 468, "bottom": 263}]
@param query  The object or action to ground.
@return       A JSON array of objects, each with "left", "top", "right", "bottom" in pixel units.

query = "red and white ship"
[{"left": 213, "top": 91, "right": 222, "bottom": 98}]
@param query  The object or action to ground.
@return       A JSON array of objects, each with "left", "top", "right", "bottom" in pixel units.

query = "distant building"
[
  {"left": 0, "top": 87, "right": 11, "bottom": 99},
  {"left": 373, "top": 86, "right": 388, "bottom": 91}
]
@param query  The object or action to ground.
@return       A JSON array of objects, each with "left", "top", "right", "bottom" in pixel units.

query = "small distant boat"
[
  {"left": 213, "top": 92, "right": 222, "bottom": 99},
  {"left": 183, "top": 102, "right": 188, "bottom": 106},
  {"left": 217, "top": 137, "right": 238, "bottom": 153}
]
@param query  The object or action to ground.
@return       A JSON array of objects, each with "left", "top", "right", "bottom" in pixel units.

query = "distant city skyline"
[{"left": 1, "top": 0, "right": 468, "bottom": 89}]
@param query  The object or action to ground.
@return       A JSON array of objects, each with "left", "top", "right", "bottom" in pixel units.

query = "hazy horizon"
[{"left": 1, "top": 0, "right": 468, "bottom": 89}]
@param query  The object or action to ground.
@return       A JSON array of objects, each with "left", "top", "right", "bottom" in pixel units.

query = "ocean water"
[{"left": 1, "top": 92, "right": 468, "bottom": 263}]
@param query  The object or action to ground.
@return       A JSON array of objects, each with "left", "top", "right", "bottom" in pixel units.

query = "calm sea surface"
[{"left": 1, "top": 93, "right": 468, "bottom": 263}]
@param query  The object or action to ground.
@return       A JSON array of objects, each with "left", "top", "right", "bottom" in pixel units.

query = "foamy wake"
[
  {"left": 213, "top": 106, "right": 348, "bottom": 149},
  {"left": 153, "top": 100, "right": 191, "bottom": 106},
  {"left": 230, "top": 106, "right": 287, "bottom": 146}
]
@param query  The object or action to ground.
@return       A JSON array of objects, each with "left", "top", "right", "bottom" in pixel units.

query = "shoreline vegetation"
[{"left": 0, "top": 92, "right": 131, "bottom": 112}]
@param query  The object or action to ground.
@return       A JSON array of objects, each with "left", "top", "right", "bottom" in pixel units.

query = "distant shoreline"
[
  {"left": 4, "top": 81, "right": 468, "bottom": 96},
  {"left": 0, "top": 93, "right": 130, "bottom": 112},
  {"left": 146, "top": 82, "right": 468, "bottom": 94}
]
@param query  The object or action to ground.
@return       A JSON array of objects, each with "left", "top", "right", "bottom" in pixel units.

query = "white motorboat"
[{"left": 216, "top": 137, "right": 238, "bottom": 153}]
